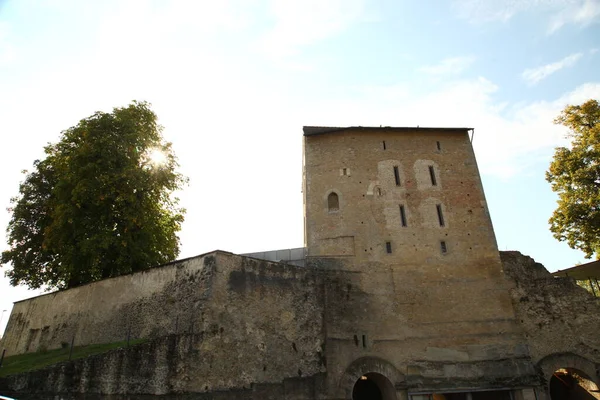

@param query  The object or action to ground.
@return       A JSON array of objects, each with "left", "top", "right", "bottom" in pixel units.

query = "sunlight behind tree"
[{"left": 1, "top": 101, "right": 187, "bottom": 290}]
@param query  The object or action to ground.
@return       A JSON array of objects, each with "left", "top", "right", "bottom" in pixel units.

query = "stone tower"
[
  {"left": 303, "top": 126, "right": 536, "bottom": 399},
  {"left": 302, "top": 126, "right": 499, "bottom": 265}
]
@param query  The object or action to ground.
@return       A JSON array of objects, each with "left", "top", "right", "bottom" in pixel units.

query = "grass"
[{"left": 0, "top": 338, "right": 147, "bottom": 377}]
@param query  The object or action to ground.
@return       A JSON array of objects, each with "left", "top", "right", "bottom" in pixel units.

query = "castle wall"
[
  {"left": 2, "top": 253, "right": 215, "bottom": 356},
  {"left": 5, "top": 126, "right": 600, "bottom": 399},
  {"left": 4, "top": 251, "right": 600, "bottom": 398},
  {"left": 501, "top": 251, "right": 600, "bottom": 384},
  {"left": 303, "top": 128, "right": 537, "bottom": 396},
  {"left": 312, "top": 258, "right": 537, "bottom": 397},
  {"left": 1, "top": 333, "right": 324, "bottom": 399},
  {"left": 1, "top": 252, "right": 326, "bottom": 394}
]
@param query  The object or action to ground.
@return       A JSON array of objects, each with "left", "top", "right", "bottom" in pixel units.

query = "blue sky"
[{"left": 0, "top": 0, "right": 599, "bottom": 333}]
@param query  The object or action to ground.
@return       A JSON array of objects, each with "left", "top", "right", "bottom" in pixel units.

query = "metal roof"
[
  {"left": 303, "top": 126, "right": 473, "bottom": 137},
  {"left": 552, "top": 259, "right": 600, "bottom": 280}
]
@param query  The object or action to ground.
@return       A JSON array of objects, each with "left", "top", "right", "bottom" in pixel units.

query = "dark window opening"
[
  {"left": 393, "top": 166, "right": 401, "bottom": 186},
  {"left": 328, "top": 192, "right": 339, "bottom": 211},
  {"left": 436, "top": 204, "right": 445, "bottom": 227},
  {"left": 440, "top": 241, "right": 447, "bottom": 254},
  {"left": 362, "top": 334, "right": 367, "bottom": 348},
  {"left": 385, "top": 242, "right": 392, "bottom": 254},
  {"left": 343, "top": 168, "right": 347, "bottom": 175},
  {"left": 436, "top": 141, "right": 441, "bottom": 151},
  {"left": 382, "top": 141, "right": 386, "bottom": 150},
  {"left": 429, "top": 165, "right": 437, "bottom": 186},
  {"left": 353, "top": 335, "right": 359, "bottom": 347},
  {"left": 399, "top": 205, "right": 407, "bottom": 227}
]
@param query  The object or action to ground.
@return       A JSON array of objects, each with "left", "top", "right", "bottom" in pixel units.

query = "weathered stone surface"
[
  {"left": 1, "top": 252, "right": 326, "bottom": 397},
  {"left": 501, "top": 251, "right": 600, "bottom": 384},
  {"left": 3, "top": 127, "right": 600, "bottom": 399}
]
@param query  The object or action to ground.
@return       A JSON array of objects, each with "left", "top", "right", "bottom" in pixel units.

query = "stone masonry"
[{"left": 1, "top": 126, "right": 599, "bottom": 400}]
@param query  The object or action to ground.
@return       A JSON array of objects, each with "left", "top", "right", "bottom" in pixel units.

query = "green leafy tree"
[
  {"left": 547, "top": 99, "right": 600, "bottom": 259},
  {"left": 1, "top": 101, "right": 187, "bottom": 289}
]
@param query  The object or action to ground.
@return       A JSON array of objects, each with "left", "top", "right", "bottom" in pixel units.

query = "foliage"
[
  {"left": 1, "top": 101, "right": 186, "bottom": 289},
  {"left": 575, "top": 279, "right": 600, "bottom": 297},
  {"left": 546, "top": 99, "right": 600, "bottom": 259}
]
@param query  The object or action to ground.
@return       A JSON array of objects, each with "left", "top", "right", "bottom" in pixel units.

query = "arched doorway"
[
  {"left": 352, "top": 372, "right": 396, "bottom": 400},
  {"left": 549, "top": 368, "right": 600, "bottom": 400},
  {"left": 339, "top": 357, "right": 404, "bottom": 400}
]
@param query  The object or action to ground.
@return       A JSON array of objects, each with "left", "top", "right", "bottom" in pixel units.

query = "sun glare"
[{"left": 146, "top": 148, "right": 168, "bottom": 167}]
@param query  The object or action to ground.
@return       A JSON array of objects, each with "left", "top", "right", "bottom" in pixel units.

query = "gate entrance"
[
  {"left": 549, "top": 368, "right": 600, "bottom": 400},
  {"left": 352, "top": 372, "right": 396, "bottom": 400}
]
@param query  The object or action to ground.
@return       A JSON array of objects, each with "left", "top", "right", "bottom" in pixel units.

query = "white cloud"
[
  {"left": 455, "top": 0, "right": 600, "bottom": 32},
  {"left": 302, "top": 77, "right": 600, "bottom": 179},
  {"left": 521, "top": 53, "right": 583, "bottom": 85},
  {"left": 453, "top": 0, "right": 535, "bottom": 22},
  {"left": 256, "top": 0, "right": 368, "bottom": 62},
  {"left": 420, "top": 56, "right": 476, "bottom": 75},
  {"left": 549, "top": 0, "right": 600, "bottom": 32}
]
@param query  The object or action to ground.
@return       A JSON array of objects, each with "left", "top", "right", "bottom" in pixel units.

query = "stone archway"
[
  {"left": 339, "top": 356, "right": 405, "bottom": 400},
  {"left": 538, "top": 353, "right": 600, "bottom": 400},
  {"left": 352, "top": 372, "right": 396, "bottom": 400},
  {"left": 549, "top": 367, "right": 600, "bottom": 400}
]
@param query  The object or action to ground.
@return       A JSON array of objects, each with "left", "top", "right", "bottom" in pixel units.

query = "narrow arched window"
[{"left": 328, "top": 192, "right": 339, "bottom": 212}]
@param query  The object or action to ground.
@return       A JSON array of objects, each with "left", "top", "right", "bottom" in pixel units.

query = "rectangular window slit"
[
  {"left": 385, "top": 241, "right": 392, "bottom": 254},
  {"left": 436, "top": 204, "right": 445, "bottom": 227},
  {"left": 436, "top": 141, "right": 441, "bottom": 151},
  {"left": 440, "top": 241, "right": 447, "bottom": 254},
  {"left": 362, "top": 334, "right": 367, "bottom": 348},
  {"left": 343, "top": 168, "right": 347, "bottom": 175},
  {"left": 429, "top": 165, "right": 437, "bottom": 186},
  {"left": 399, "top": 205, "right": 407, "bottom": 227},
  {"left": 393, "top": 166, "right": 401, "bottom": 186},
  {"left": 382, "top": 141, "right": 386, "bottom": 150}
]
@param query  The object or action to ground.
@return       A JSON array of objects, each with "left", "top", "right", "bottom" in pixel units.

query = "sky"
[{"left": 0, "top": 0, "right": 599, "bottom": 336}]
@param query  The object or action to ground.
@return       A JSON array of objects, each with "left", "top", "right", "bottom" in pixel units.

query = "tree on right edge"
[{"left": 547, "top": 99, "right": 600, "bottom": 259}]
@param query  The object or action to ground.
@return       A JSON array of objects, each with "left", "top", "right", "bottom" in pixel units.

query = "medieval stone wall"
[
  {"left": 302, "top": 128, "right": 538, "bottom": 397},
  {"left": 501, "top": 251, "right": 600, "bottom": 384},
  {"left": 2, "top": 253, "right": 215, "bottom": 356},
  {"left": 1, "top": 251, "right": 325, "bottom": 394},
  {"left": 4, "top": 251, "right": 600, "bottom": 399},
  {"left": 310, "top": 258, "right": 537, "bottom": 398},
  {"left": 0, "top": 334, "right": 324, "bottom": 399}
]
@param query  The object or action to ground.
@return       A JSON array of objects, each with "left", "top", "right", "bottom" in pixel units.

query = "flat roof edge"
[{"left": 303, "top": 126, "right": 473, "bottom": 136}]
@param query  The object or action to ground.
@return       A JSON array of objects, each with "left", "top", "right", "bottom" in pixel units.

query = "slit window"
[
  {"left": 436, "top": 204, "right": 445, "bottom": 227},
  {"left": 342, "top": 168, "right": 347, "bottom": 175},
  {"left": 399, "top": 205, "right": 407, "bottom": 227},
  {"left": 362, "top": 334, "right": 367, "bottom": 348},
  {"left": 436, "top": 141, "right": 441, "bottom": 151},
  {"left": 440, "top": 241, "right": 447, "bottom": 254},
  {"left": 429, "top": 165, "right": 437, "bottom": 186},
  {"left": 393, "top": 166, "right": 401, "bottom": 186},
  {"left": 385, "top": 241, "right": 392, "bottom": 254},
  {"left": 382, "top": 141, "right": 386, "bottom": 150},
  {"left": 328, "top": 192, "right": 339, "bottom": 212}
]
